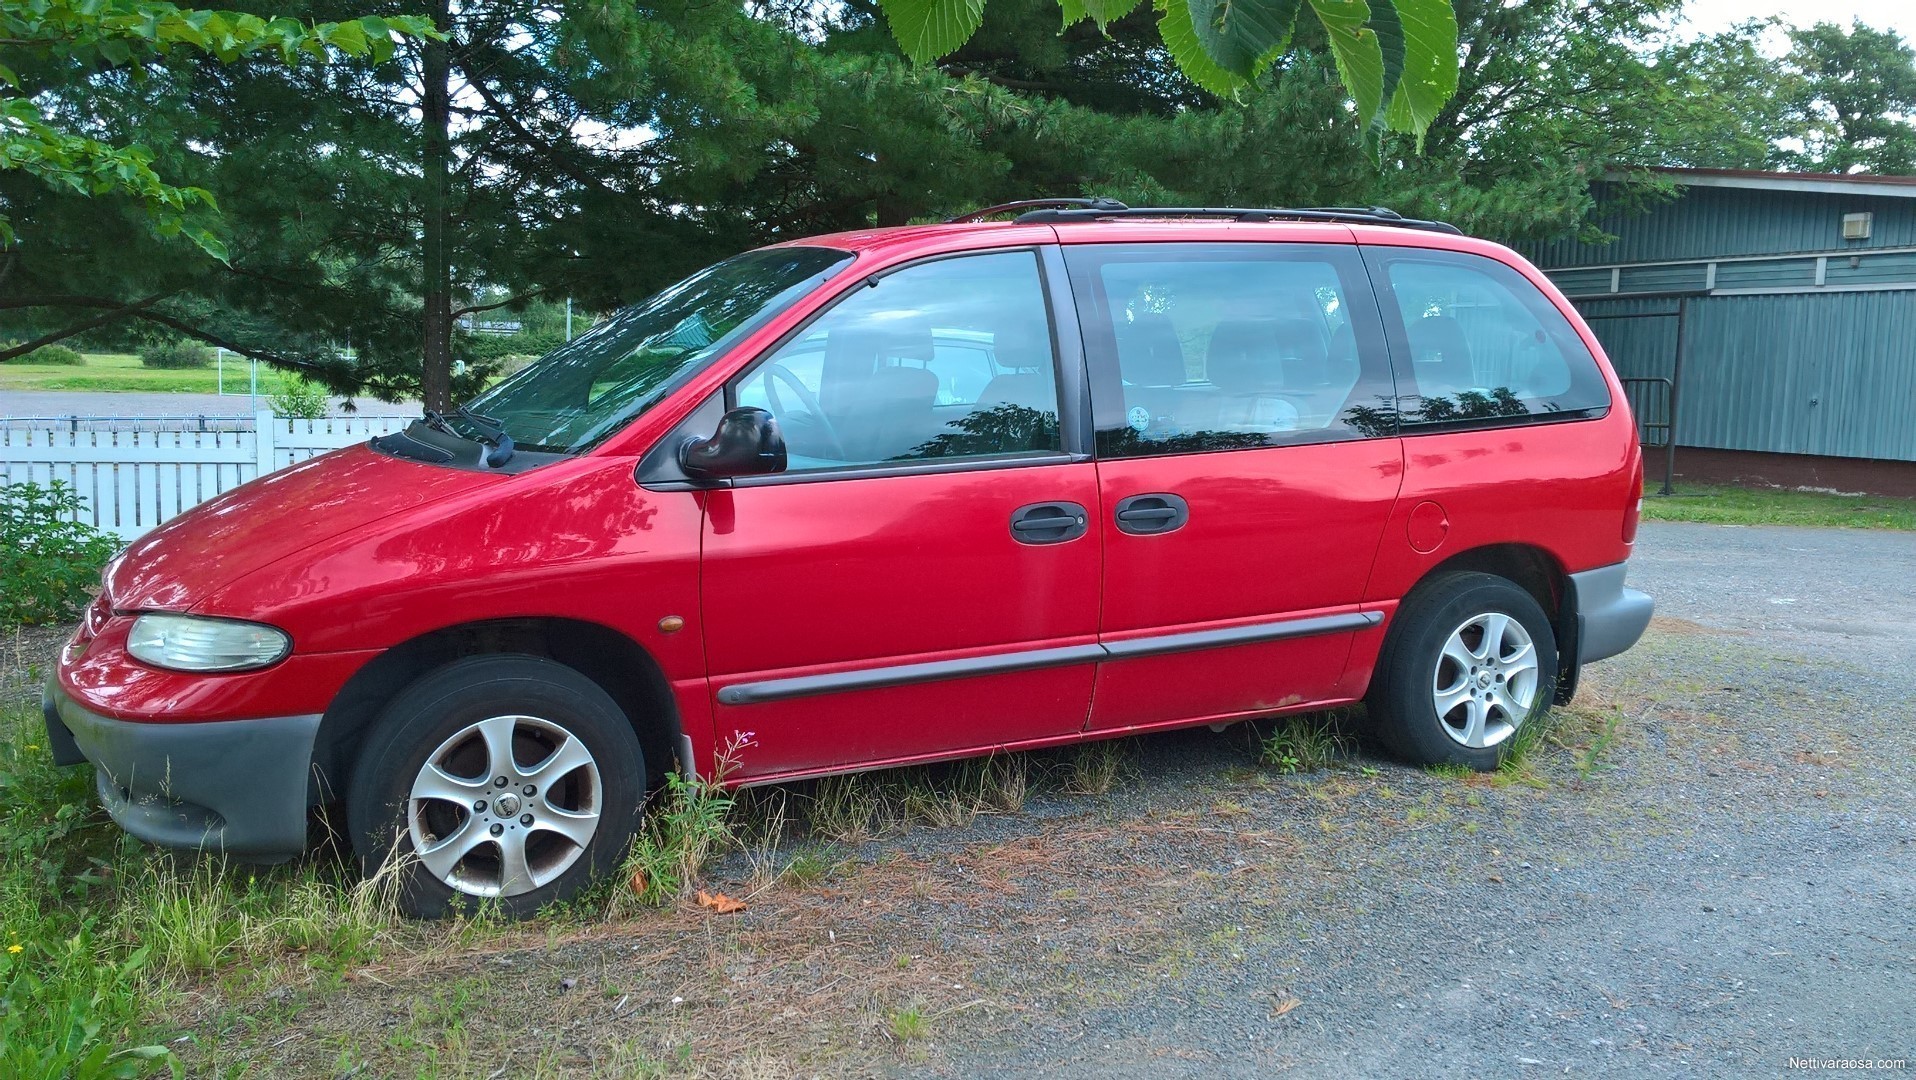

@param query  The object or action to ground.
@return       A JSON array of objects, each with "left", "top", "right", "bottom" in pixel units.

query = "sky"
[{"left": 1677, "top": 0, "right": 1916, "bottom": 42}]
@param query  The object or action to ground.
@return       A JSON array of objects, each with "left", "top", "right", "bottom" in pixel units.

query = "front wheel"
[
  {"left": 1367, "top": 572, "right": 1558, "bottom": 771},
  {"left": 346, "top": 655, "right": 645, "bottom": 919}
]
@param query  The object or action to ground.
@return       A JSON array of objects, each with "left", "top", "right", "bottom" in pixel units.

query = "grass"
[
  {"left": 886, "top": 1001, "right": 929, "bottom": 1042},
  {"left": 1644, "top": 482, "right": 1916, "bottom": 530},
  {"left": 0, "top": 703, "right": 388, "bottom": 1079},
  {"left": 1258, "top": 712, "right": 1351, "bottom": 774},
  {"left": 0, "top": 351, "right": 299, "bottom": 395}
]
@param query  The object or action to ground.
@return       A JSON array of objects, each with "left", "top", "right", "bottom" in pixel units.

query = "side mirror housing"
[{"left": 679, "top": 406, "right": 787, "bottom": 480}]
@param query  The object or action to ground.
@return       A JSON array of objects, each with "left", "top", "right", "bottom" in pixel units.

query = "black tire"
[
  {"left": 346, "top": 654, "right": 645, "bottom": 919},
  {"left": 1366, "top": 572, "right": 1559, "bottom": 771}
]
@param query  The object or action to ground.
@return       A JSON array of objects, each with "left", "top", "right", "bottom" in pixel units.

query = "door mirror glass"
[{"left": 679, "top": 406, "right": 788, "bottom": 479}]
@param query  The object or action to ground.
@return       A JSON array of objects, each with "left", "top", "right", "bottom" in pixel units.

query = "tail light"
[{"left": 1623, "top": 451, "right": 1643, "bottom": 543}]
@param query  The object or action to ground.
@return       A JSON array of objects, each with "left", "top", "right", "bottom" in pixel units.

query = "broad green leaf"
[
  {"left": 1187, "top": 0, "right": 1301, "bottom": 78},
  {"left": 1068, "top": 0, "right": 1147, "bottom": 30},
  {"left": 1155, "top": 0, "right": 1247, "bottom": 96},
  {"left": 1309, "top": 0, "right": 1385, "bottom": 130},
  {"left": 1379, "top": 0, "right": 1457, "bottom": 146},
  {"left": 880, "top": 0, "right": 987, "bottom": 63},
  {"left": 1367, "top": 0, "right": 1404, "bottom": 135},
  {"left": 324, "top": 19, "right": 367, "bottom": 55}
]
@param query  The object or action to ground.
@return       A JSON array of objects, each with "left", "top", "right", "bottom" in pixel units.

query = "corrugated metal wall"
[
  {"left": 1532, "top": 185, "right": 1916, "bottom": 266},
  {"left": 1578, "top": 293, "right": 1916, "bottom": 461}
]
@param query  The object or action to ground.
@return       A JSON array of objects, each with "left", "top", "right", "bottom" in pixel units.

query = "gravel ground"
[{"left": 116, "top": 522, "right": 1916, "bottom": 1075}]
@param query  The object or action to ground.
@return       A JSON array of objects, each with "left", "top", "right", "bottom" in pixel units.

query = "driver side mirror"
[{"left": 679, "top": 406, "right": 787, "bottom": 480}]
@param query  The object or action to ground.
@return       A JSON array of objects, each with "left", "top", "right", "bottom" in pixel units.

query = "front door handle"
[
  {"left": 1010, "top": 501, "right": 1089, "bottom": 545},
  {"left": 1114, "top": 493, "right": 1189, "bottom": 535}
]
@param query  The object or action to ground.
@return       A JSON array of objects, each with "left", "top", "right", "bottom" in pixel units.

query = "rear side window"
[
  {"left": 1365, "top": 247, "right": 1611, "bottom": 428},
  {"left": 1064, "top": 242, "right": 1397, "bottom": 457}
]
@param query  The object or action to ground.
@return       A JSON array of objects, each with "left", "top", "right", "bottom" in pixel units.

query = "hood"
[{"left": 105, "top": 444, "right": 503, "bottom": 612}]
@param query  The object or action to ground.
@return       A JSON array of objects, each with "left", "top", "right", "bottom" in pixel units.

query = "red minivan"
[{"left": 44, "top": 202, "right": 1652, "bottom": 916}]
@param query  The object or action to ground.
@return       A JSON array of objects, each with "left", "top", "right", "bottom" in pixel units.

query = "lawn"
[
  {"left": 1643, "top": 482, "right": 1916, "bottom": 530},
  {"left": 0, "top": 352, "right": 297, "bottom": 395}
]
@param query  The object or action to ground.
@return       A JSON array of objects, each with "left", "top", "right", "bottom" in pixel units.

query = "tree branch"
[
  {"left": 0, "top": 294, "right": 170, "bottom": 362},
  {"left": 450, "top": 285, "right": 551, "bottom": 320}
]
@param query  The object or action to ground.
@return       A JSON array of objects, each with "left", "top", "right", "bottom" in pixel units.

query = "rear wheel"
[
  {"left": 1367, "top": 572, "right": 1557, "bottom": 770},
  {"left": 346, "top": 655, "right": 645, "bottom": 919}
]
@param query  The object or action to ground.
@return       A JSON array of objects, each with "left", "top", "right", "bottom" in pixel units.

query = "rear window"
[{"left": 1365, "top": 247, "right": 1611, "bottom": 428}]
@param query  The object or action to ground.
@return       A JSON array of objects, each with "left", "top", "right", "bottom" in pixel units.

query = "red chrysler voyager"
[{"left": 44, "top": 201, "right": 1653, "bottom": 916}]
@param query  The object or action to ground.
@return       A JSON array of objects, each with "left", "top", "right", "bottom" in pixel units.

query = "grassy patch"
[
  {"left": 1258, "top": 712, "right": 1351, "bottom": 774},
  {"left": 1644, "top": 483, "right": 1916, "bottom": 530},
  {"left": 0, "top": 702, "right": 417, "bottom": 1079},
  {"left": 0, "top": 351, "right": 299, "bottom": 395}
]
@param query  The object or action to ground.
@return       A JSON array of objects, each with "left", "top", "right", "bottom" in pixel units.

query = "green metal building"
[{"left": 1527, "top": 167, "right": 1916, "bottom": 493}]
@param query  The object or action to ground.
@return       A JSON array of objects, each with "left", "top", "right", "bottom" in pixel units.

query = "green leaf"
[
  {"left": 1155, "top": 0, "right": 1247, "bottom": 96},
  {"left": 323, "top": 19, "right": 367, "bottom": 55},
  {"left": 1309, "top": 0, "right": 1384, "bottom": 130},
  {"left": 880, "top": 0, "right": 987, "bottom": 63},
  {"left": 1308, "top": 0, "right": 1456, "bottom": 146},
  {"left": 1379, "top": 0, "right": 1457, "bottom": 147},
  {"left": 1186, "top": 0, "right": 1301, "bottom": 78},
  {"left": 1069, "top": 0, "right": 1147, "bottom": 30}
]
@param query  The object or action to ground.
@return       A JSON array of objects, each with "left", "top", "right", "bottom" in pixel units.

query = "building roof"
[{"left": 1625, "top": 166, "right": 1916, "bottom": 199}]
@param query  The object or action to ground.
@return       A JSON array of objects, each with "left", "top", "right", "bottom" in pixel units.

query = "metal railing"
[{"left": 1620, "top": 377, "right": 1676, "bottom": 495}]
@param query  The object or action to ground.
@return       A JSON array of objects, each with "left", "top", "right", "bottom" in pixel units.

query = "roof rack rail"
[
  {"left": 1011, "top": 203, "right": 1462, "bottom": 235},
  {"left": 947, "top": 197, "right": 1129, "bottom": 223}
]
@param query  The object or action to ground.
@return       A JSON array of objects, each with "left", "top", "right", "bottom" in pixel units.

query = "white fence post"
[{"left": 254, "top": 409, "right": 275, "bottom": 479}]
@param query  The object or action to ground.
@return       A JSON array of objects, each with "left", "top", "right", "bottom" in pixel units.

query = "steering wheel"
[{"left": 758, "top": 362, "right": 847, "bottom": 460}]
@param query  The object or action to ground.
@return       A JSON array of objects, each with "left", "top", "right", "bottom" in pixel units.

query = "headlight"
[{"left": 126, "top": 614, "right": 291, "bottom": 672}]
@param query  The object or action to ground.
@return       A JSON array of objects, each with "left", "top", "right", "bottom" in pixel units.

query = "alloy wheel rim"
[
  {"left": 1431, "top": 612, "right": 1539, "bottom": 750},
  {"left": 406, "top": 714, "right": 602, "bottom": 897}
]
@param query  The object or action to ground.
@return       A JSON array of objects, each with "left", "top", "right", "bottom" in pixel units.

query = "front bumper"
[
  {"left": 1569, "top": 562, "right": 1655, "bottom": 665},
  {"left": 43, "top": 678, "right": 320, "bottom": 859}
]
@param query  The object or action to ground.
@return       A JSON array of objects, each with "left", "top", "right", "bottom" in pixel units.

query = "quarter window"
[
  {"left": 734, "top": 251, "right": 1062, "bottom": 471},
  {"left": 1368, "top": 248, "right": 1611, "bottom": 427},
  {"left": 1065, "top": 243, "right": 1397, "bottom": 457}
]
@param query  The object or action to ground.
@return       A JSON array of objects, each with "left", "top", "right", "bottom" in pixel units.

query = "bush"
[
  {"left": 23, "top": 344, "right": 84, "bottom": 366},
  {"left": 269, "top": 376, "right": 331, "bottom": 419},
  {"left": 0, "top": 482, "right": 120, "bottom": 628},
  {"left": 138, "top": 341, "right": 211, "bottom": 369}
]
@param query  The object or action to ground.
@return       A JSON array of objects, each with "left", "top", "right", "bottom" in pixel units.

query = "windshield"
[{"left": 461, "top": 246, "right": 853, "bottom": 452}]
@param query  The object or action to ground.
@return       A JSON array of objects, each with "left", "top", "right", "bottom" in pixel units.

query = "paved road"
[
  {"left": 0, "top": 389, "right": 418, "bottom": 418},
  {"left": 1629, "top": 521, "right": 1916, "bottom": 668}
]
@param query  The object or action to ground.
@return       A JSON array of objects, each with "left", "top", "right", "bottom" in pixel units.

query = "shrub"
[
  {"left": 23, "top": 344, "right": 84, "bottom": 366},
  {"left": 138, "top": 341, "right": 211, "bottom": 369},
  {"left": 0, "top": 482, "right": 120, "bottom": 628},
  {"left": 269, "top": 376, "right": 331, "bottom": 419}
]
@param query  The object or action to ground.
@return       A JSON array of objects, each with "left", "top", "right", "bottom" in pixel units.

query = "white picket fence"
[{"left": 1, "top": 410, "right": 411, "bottom": 540}]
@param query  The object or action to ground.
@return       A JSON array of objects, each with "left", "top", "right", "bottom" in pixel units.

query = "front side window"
[
  {"left": 734, "top": 250, "right": 1063, "bottom": 472},
  {"left": 461, "top": 246, "right": 851, "bottom": 451},
  {"left": 1065, "top": 242, "right": 1397, "bottom": 457},
  {"left": 1367, "top": 248, "right": 1611, "bottom": 428}
]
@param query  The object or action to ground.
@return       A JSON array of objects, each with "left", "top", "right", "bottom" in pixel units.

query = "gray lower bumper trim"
[
  {"left": 1570, "top": 562, "right": 1654, "bottom": 665},
  {"left": 44, "top": 679, "right": 320, "bottom": 858}
]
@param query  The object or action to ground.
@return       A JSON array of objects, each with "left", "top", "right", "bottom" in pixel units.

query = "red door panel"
[
  {"left": 1087, "top": 441, "right": 1403, "bottom": 730},
  {"left": 700, "top": 465, "right": 1101, "bottom": 779}
]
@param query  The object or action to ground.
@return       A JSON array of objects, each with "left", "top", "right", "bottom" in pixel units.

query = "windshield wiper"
[{"left": 422, "top": 406, "right": 516, "bottom": 467}]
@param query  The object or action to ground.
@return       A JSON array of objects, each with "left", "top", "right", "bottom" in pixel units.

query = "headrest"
[
  {"left": 1115, "top": 312, "right": 1187, "bottom": 387},
  {"left": 1207, "top": 320, "right": 1278, "bottom": 394},
  {"left": 1406, "top": 315, "right": 1471, "bottom": 367},
  {"left": 989, "top": 319, "right": 1054, "bottom": 372},
  {"left": 823, "top": 314, "right": 934, "bottom": 376}
]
